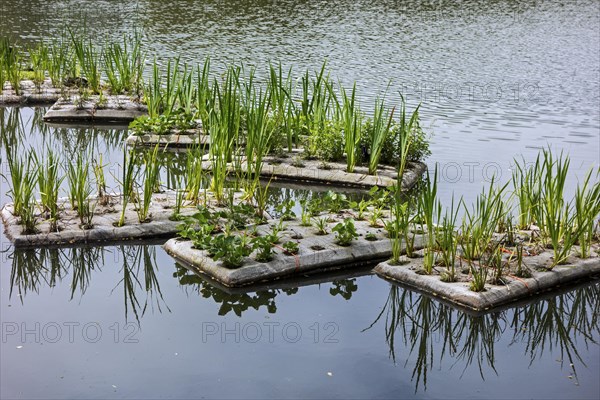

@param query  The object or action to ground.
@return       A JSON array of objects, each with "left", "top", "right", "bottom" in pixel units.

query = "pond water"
[{"left": 1, "top": 0, "right": 599, "bottom": 398}]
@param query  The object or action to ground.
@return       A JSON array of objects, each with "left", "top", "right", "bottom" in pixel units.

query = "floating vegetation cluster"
[
  {"left": 388, "top": 148, "right": 600, "bottom": 292},
  {"left": 0, "top": 31, "right": 144, "bottom": 96}
]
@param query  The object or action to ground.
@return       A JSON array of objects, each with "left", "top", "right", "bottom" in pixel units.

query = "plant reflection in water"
[
  {"left": 8, "top": 244, "right": 170, "bottom": 323},
  {"left": 365, "top": 282, "right": 600, "bottom": 392},
  {"left": 174, "top": 264, "right": 361, "bottom": 316}
]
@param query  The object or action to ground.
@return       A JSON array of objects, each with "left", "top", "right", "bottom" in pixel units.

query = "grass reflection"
[
  {"left": 366, "top": 282, "right": 600, "bottom": 392},
  {"left": 7, "top": 244, "right": 170, "bottom": 323}
]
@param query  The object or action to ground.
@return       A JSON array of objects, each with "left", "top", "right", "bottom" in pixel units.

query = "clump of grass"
[
  {"left": 92, "top": 154, "right": 111, "bottom": 206},
  {"left": 368, "top": 95, "right": 395, "bottom": 175},
  {"left": 69, "top": 29, "right": 101, "bottom": 93},
  {"left": 243, "top": 86, "right": 273, "bottom": 203},
  {"left": 538, "top": 150, "right": 579, "bottom": 267},
  {"left": 419, "top": 166, "right": 439, "bottom": 274},
  {"left": 136, "top": 145, "right": 161, "bottom": 223},
  {"left": 1, "top": 37, "right": 22, "bottom": 95},
  {"left": 28, "top": 43, "right": 48, "bottom": 91},
  {"left": 313, "top": 217, "right": 329, "bottom": 235},
  {"left": 267, "top": 62, "right": 295, "bottom": 151},
  {"left": 2, "top": 149, "right": 38, "bottom": 233},
  {"left": 459, "top": 177, "right": 508, "bottom": 291},
  {"left": 115, "top": 147, "right": 139, "bottom": 227},
  {"left": 437, "top": 197, "right": 461, "bottom": 282},
  {"left": 208, "top": 67, "right": 241, "bottom": 204},
  {"left": 340, "top": 83, "right": 362, "bottom": 173},
  {"left": 103, "top": 32, "right": 145, "bottom": 95},
  {"left": 574, "top": 168, "right": 600, "bottom": 258},
  {"left": 511, "top": 154, "right": 542, "bottom": 229},
  {"left": 66, "top": 153, "right": 94, "bottom": 228},
  {"left": 184, "top": 145, "right": 206, "bottom": 205},
  {"left": 35, "top": 149, "right": 63, "bottom": 231}
]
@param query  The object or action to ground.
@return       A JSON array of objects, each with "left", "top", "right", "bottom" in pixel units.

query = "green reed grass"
[
  {"left": 459, "top": 178, "right": 508, "bottom": 290},
  {"left": 437, "top": 196, "right": 461, "bottom": 282},
  {"left": 419, "top": 166, "right": 439, "bottom": 274},
  {"left": 511, "top": 154, "right": 542, "bottom": 229},
  {"left": 1, "top": 37, "right": 22, "bottom": 95},
  {"left": 35, "top": 150, "right": 63, "bottom": 231},
  {"left": 244, "top": 87, "right": 273, "bottom": 201},
  {"left": 574, "top": 168, "right": 600, "bottom": 258},
  {"left": 178, "top": 63, "right": 196, "bottom": 115},
  {"left": 268, "top": 62, "right": 295, "bottom": 150},
  {"left": 369, "top": 96, "right": 395, "bottom": 175},
  {"left": 184, "top": 145, "right": 207, "bottom": 205},
  {"left": 145, "top": 60, "right": 163, "bottom": 118},
  {"left": 116, "top": 147, "right": 139, "bottom": 227},
  {"left": 103, "top": 32, "right": 145, "bottom": 95},
  {"left": 208, "top": 67, "right": 241, "bottom": 203},
  {"left": 195, "top": 58, "right": 212, "bottom": 124},
  {"left": 136, "top": 145, "right": 161, "bottom": 223},
  {"left": 28, "top": 43, "right": 48, "bottom": 90},
  {"left": 538, "top": 149, "right": 581, "bottom": 267},
  {"left": 66, "top": 153, "right": 94, "bottom": 227},
  {"left": 46, "top": 39, "right": 70, "bottom": 88},
  {"left": 2, "top": 149, "right": 38, "bottom": 233},
  {"left": 340, "top": 83, "right": 362, "bottom": 173},
  {"left": 69, "top": 29, "right": 101, "bottom": 93}
]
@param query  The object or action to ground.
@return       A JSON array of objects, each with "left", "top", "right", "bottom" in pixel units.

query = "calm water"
[{"left": 1, "top": 0, "right": 599, "bottom": 398}]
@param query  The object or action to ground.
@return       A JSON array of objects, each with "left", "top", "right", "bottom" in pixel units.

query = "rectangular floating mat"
[
  {"left": 0, "top": 192, "right": 245, "bottom": 248},
  {"left": 164, "top": 217, "right": 424, "bottom": 287},
  {"left": 0, "top": 79, "right": 65, "bottom": 105},
  {"left": 375, "top": 254, "right": 600, "bottom": 312},
  {"left": 43, "top": 95, "right": 147, "bottom": 123},
  {"left": 126, "top": 132, "right": 209, "bottom": 148},
  {"left": 193, "top": 156, "right": 426, "bottom": 189}
]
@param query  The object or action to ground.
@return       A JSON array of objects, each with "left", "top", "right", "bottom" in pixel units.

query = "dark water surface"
[{"left": 1, "top": 0, "right": 599, "bottom": 398}]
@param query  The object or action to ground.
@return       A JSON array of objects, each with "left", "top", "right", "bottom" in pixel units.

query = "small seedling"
[
  {"left": 252, "top": 236, "right": 274, "bottom": 262},
  {"left": 282, "top": 241, "right": 299, "bottom": 255},
  {"left": 313, "top": 217, "right": 329, "bottom": 235},
  {"left": 332, "top": 218, "right": 358, "bottom": 246}
]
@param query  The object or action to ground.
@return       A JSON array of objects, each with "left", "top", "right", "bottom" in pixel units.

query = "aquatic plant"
[
  {"left": 282, "top": 241, "right": 299, "bottom": 255},
  {"left": 419, "top": 166, "right": 439, "bottom": 274},
  {"left": 368, "top": 96, "right": 395, "bottom": 175},
  {"left": 511, "top": 154, "right": 542, "bottom": 229},
  {"left": 103, "top": 32, "right": 145, "bottom": 95},
  {"left": 274, "top": 199, "right": 296, "bottom": 221},
  {"left": 538, "top": 150, "right": 577, "bottom": 267},
  {"left": 267, "top": 62, "right": 295, "bottom": 151},
  {"left": 2, "top": 149, "right": 36, "bottom": 219},
  {"left": 574, "top": 168, "right": 600, "bottom": 258},
  {"left": 28, "top": 43, "right": 48, "bottom": 90},
  {"left": 332, "top": 218, "right": 358, "bottom": 246},
  {"left": 299, "top": 199, "right": 312, "bottom": 226},
  {"left": 211, "top": 233, "right": 252, "bottom": 268},
  {"left": 313, "top": 217, "right": 329, "bottom": 235},
  {"left": 65, "top": 153, "right": 94, "bottom": 228},
  {"left": 1, "top": 37, "right": 22, "bottom": 95},
  {"left": 35, "top": 150, "right": 63, "bottom": 231},
  {"left": 136, "top": 145, "right": 161, "bottom": 223},
  {"left": 252, "top": 235, "right": 274, "bottom": 262},
  {"left": 437, "top": 197, "right": 461, "bottom": 282},
  {"left": 340, "top": 83, "right": 362, "bottom": 173},
  {"left": 116, "top": 147, "right": 139, "bottom": 227},
  {"left": 184, "top": 145, "right": 206, "bottom": 205},
  {"left": 69, "top": 29, "right": 101, "bottom": 93},
  {"left": 208, "top": 67, "right": 241, "bottom": 204},
  {"left": 244, "top": 86, "right": 274, "bottom": 201}
]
